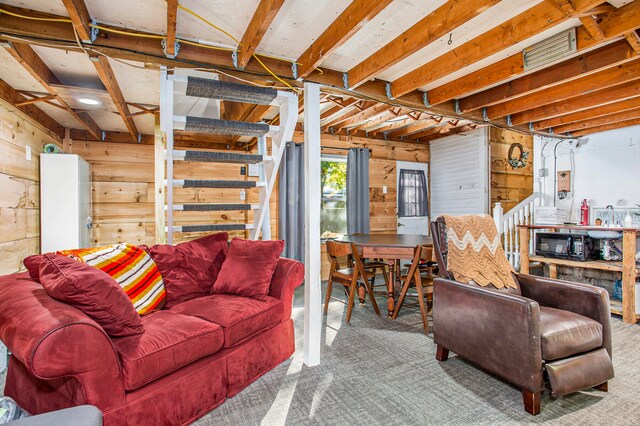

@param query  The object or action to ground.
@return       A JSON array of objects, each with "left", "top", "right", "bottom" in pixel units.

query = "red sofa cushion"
[
  {"left": 211, "top": 238, "right": 284, "bottom": 300},
  {"left": 170, "top": 294, "right": 283, "bottom": 348},
  {"left": 39, "top": 254, "right": 144, "bottom": 337},
  {"left": 112, "top": 310, "right": 224, "bottom": 391},
  {"left": 147, "top": 233, "right": 228, "bottom": 307}
]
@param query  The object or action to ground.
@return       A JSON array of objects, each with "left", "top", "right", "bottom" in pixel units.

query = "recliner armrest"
[
  {"left": 516, "top": 273, "right": 612, "bottom": 356},
  {"left": 433, "top": 278, "right": 544, "bottom": 393}
]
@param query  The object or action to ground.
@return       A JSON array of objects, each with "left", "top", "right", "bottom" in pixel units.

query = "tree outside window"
[{"left": 321, "top": 158, "right": 347, "bottom": 239}]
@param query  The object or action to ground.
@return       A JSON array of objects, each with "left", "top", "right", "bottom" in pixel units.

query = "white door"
[
  {"left": 430, "top": 128, "right": 490, "bottom": 218},
  {"left": 397, "top": 160, "right": 429, "bottom": 235}
]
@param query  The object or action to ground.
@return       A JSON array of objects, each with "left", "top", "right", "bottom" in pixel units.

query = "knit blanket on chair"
[{"left": 442, "top": 214, "right": 517, "bottom": 289}]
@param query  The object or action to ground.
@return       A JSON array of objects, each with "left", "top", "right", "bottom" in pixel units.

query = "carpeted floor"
[{"left": 2, "top": 286, "right": 639, "bottom": 425}]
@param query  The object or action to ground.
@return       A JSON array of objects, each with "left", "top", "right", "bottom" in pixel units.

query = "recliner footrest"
[{"left": 545, "top": 348, "right": 614, "bottom": 397}]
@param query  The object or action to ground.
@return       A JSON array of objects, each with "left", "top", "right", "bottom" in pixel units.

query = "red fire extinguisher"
[{"left": 580, "top": 199, "right": 589, "bottom": 225}]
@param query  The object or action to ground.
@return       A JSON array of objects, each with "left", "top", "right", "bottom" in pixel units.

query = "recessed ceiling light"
[{"left": 78, "top": 98, "right": 100, "bottom": 106}]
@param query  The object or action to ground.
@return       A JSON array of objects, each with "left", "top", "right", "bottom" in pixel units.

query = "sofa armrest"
[
  {"left": 517, "top": 273, "right": 612, "bottom": 356},
  {"left": 0, "top": 273, "right": 125, "bottom": 410},
  {"left": 433, "top": 278, "right": 544, "bottom": 392},
  {"left": 269, "top": 258, "right": 304, "bottom": 320}
]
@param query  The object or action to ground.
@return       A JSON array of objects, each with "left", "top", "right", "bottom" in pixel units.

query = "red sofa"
[{"left": 0, "top": 257, "right": 304, "bottom": 425}]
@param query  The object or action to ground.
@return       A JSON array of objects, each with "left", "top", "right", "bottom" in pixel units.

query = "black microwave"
[{"left": 535, "top": 233, "right": 596, "bottom": 261}]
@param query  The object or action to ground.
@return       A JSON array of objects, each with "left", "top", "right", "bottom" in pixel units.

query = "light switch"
[
  {"left": 382, "top": 185, "right": 387, "bottom": 194},
  {"left": 25, "top": 145, "right": 31, "bottom": 161},
  {"left": 240, "top": 189, "right": 246, "bottom": 201}
]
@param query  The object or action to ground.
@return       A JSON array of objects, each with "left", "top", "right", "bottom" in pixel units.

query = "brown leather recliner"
[{"left": 430, "top": 217, "right": 614, "bottom": 415}]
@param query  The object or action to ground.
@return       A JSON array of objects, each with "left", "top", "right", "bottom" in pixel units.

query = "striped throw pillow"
[{"left": 58, "top": 243, "right": 166, "bottom": 315}]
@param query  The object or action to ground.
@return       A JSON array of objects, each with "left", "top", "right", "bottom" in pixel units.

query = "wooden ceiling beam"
[
  {"left": 346, "top": 0, "right": 499, "bottom": 89},
  {"left": 0, "top": 78, "right": 65, "bottom": 139},
  {"left": 237, "top": 0, "right": 286, "bottom": 70},
  {"left": 510, "top": 79, "right": 640, "bottom": 125},
  {"left": 426, "top": 0, "right": 640, "bottom": 106},
  {"left": 626, "top": 31, "right": 640, "bottom": 54},
  {"left": 387, "top": 117, "right": 441, "bottom": 138},
  {"left": 458, "top": 40, "right": 637, "bottom": 113},
  {"left": 165, "top": 0, "right": 178, "bottom": 57},
  {"left": 486, "top": 58, "right": 640, "bottom": 119},
  {"left": 353, "top": 107, "right": 410, "bottom": 132},
  {"left": 390, "top": 1, "right": 584, "bottom": 98},
  {"left": 321, "top": 100, "right": 374, "bottom": 129},
  {"left": 416, "top": 123, "right": 480, "bottom": 144},
  {"left": 61, "top": 0, "right": 92, "bottom": 42},
  {"left": 579, "top": 15, "right": 606, "bottom": 41},
  {"left": 571, "top": 116, "right": 640, "bottom": 137},
  {"left": 14, "top": 94, "right": 57, "bottom": 106},
  {"left": 91, "top": 55, "right": 138, "bottom": 142},
  {"left": 4, "top": 41, "right": 103, "bottom": 140},
  {"left": 370, "top": 117, "right": 413, "bottom": 135},
  {"left": 330, "top": 103, "right": 392, "bottom": 132},
  {"left": 554, "top": 106, "right": 640, "bottom": 134},
  {"left": 534, "top": 96, "right": 640, "bottom": 130},
  {"left": 544, "top": 0, "right": 575, "bottom": 16},
  {"left": 296, "top": 0, "right": 392, "bottom": 78}
]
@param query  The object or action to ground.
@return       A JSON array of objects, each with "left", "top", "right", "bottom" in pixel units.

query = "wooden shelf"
[
  {"left": 528, "top": 256, "right": 640, "bottom": 277},
  {"left": 609, "top": 300, "right": 640, "bottom": 321},
  {"left": 518, "top": 224, "right": 640, "bottom": 233}
]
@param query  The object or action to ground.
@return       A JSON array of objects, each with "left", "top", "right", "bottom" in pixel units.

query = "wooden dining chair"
[
  {"left": 324, "top": 240, "right": 381, "bottom": 322},
  {"left": 393, "top": 245, "right": 435, "bottom": 333},
  {"left": 357, "top": 259, "right": 390, "bottom": 304}
]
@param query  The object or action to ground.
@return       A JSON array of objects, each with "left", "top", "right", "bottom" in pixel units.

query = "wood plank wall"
[
  {"left": 66, "top": 141, "right": 277, "bottom": 246},
  {"left": 0, "top": 100, "right": 58, "bottom": 274},
  {"left": 291, "top": 132, "right": 430, "bottom": 279},
  {"left": 489, "top": 127, "right": 534, "bottom": 213}
]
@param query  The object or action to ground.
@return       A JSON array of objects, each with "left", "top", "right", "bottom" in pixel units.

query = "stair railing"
[{"left": 493, "top": 193, "right": 542, "bottom": 271}]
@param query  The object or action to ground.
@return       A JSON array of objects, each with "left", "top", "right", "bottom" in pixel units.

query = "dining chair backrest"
[{"left": 326, "top": 239, "right": 353, "bottom": 272}]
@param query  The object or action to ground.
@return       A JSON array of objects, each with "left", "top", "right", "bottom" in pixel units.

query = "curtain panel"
[
  {"left": 346, "top": 148, "right": 370, "bottom": 234},
  {"left": 398, "top": 169, "right": 428, "bottom": 217},
  {"left": 278, "top": 142, "right": 305, "bottom": 261}
]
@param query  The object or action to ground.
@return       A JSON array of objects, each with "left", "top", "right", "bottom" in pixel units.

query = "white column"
[{"left": 303, "top": 82, "right": 321, "bottom": 367}]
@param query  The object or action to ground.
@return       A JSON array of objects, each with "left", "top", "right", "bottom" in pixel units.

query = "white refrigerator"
[{"left": 40, "top": 154, "right": 93, "bottom": 252}]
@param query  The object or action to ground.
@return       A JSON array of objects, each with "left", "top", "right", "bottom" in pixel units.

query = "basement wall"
[
  {"left": 533, "top": 125, "right": 640, "bottom": 296},
  {"left": 489, "top": 127, "right": 534, "bottom": 213},
  {"left": 0, "top": 100, "right": 58, "bottom": 274}
]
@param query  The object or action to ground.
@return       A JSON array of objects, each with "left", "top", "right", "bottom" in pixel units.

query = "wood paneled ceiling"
[{"left": 0, "top": 0, "right": 638, "bottom": 149}]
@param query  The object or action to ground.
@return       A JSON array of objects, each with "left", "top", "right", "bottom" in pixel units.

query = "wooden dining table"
[{"left": 340, "top": 233, "right": 433, "bottom": 320}]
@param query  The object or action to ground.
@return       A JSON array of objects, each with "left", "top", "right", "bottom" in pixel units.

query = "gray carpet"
[{"left": 2, "top": 286, "right": 639, "bottom": 425}]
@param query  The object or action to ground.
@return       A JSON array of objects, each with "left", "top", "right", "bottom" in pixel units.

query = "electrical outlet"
[
  {"left": 240, "top": 166, "right": 246, "bottom": 175},
  {"left": 25, "top": 145, "right": 31, "bottom": 161},
  {"left": 240, "top": 189, "right": 246, "bottom": 201},
  {"left": 539, "top": 168, "right": 548, "bottom": 178},
  {"left": 382, "top": 185, "right": 388, "bottom": 194}
]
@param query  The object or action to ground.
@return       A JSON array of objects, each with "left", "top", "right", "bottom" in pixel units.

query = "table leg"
[{"left": 387, "top": 259, "right": 395, "bottom": 317}]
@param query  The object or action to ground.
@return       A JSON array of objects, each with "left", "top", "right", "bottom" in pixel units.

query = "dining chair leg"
[
  {"left": 363, "top": 278, "right": 381, "bottom": 316},
  {"left": 392, "top": 276, "right": 412, "bottom": 320},
  {"left": 414, "top": 277, "right": 429, "bottom": 334},
  {"left": 324, "top": 277, "right": 333, "bottom": 315},
  {"left": 345, "top": 280, "right": 358, "bottom": 323}
]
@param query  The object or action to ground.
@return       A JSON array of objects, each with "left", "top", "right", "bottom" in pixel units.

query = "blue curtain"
[
  {"left": 278, "top": 142, "right": 305, "bottom": 261},
  {"left": 346, "top": 148, "right": 370, "bottom": 234}
]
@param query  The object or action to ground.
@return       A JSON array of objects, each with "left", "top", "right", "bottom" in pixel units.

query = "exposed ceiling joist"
[
  {"left": 579, "top": 15, "right": 606, "bottom": 41},
  {"left": 4, "top": 42, "right": 103, "bottom": 140},
  {"left": 387, "top": 117, "right": 441, "bottom": 138},
  {"left": 237, "top": 0, "right": 286, "bottom": 70},
  {"left": 61, "top": 0, "right": 92, "bottom": 42},
  {"left": 14, "top": 94, "right": 57, "bottom": 106},
  {"left": 165, "top": 0, "right": 178, "bottom": 57},
  {"left": 321, "top": 100, "right": 374, "bottom": 129},
  {"left": 346, "top": 0, "right": 500, "bottom": 89},
  {"left": 554, "top": 106, "right": 640, "bottom": 134},
  {"left": 534, "top": 96, "right": 640, "bottom": 130},
  {"left": 91, "top": 55, "right": 138, "bottom": 142},
  {"left": 511, "top": 79, "right": 640, "bottom": 125},
  {"left": 390, "top": 1, "right": 590, "bottom": 98},
  {"left": 544, "top": 0, "right": 575, "bottom": 16},
  {"left": 426, "top": 0, "right": 640, "bottom": 106},
  {"left": 572, "top": 115, "right": 640, "bottom": 136},
  {"left": 296, "top": 0, "right": 392, "bottom": 78},
  {"left": 0, "top": 78, "right": 64, "bottom": 138},
  {"left": 416, "top": 123, "right": 480, "bottom": 144},
  {"left": 626, "top": 31, "right": 640, "bottom": 54},
  {"left": 353, "top": 107, "right": 409, "bottom": 132},
  {"left": 459, "top": 40, "right": 637, "bottom": 113},
  {"left": 486, "top": 58, "right": 640, "bottom": 119},
  {"left": 370, "top": 117, "right": 413, "bottom": 135},
  {"left": 331, "top": 103, "right": 392, "bottom": 132}
]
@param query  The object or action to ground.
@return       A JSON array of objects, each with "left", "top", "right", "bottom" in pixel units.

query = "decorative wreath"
[{"left": 507, "top": 142, "right": 529, "bottom": 169}]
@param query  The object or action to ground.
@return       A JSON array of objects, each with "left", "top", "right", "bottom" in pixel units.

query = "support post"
[
  {"left": 303, "top": 82, "right": 321, "bottom": 367},
  {"left": 154, "top": 116, "right": 166, "bottom": 244},
  {"left": 519, "top": 226, "right": 530, "bottom": 274},
  {"left": 622, "top": 229, "right": 637, "bottom": 324},
  {"left": 493, "top": 202, "right": 503, "bottom": 234},
  {"left": 159, "top": 67, "right": 174, "bottom": 244}
]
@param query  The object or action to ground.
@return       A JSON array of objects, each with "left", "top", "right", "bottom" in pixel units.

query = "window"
[
  {"left": 398, "top": 169, "right": 428, "bottom": 217},
  {"left": 320, "top": 156, "right": 347, "bottom": 239}
]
